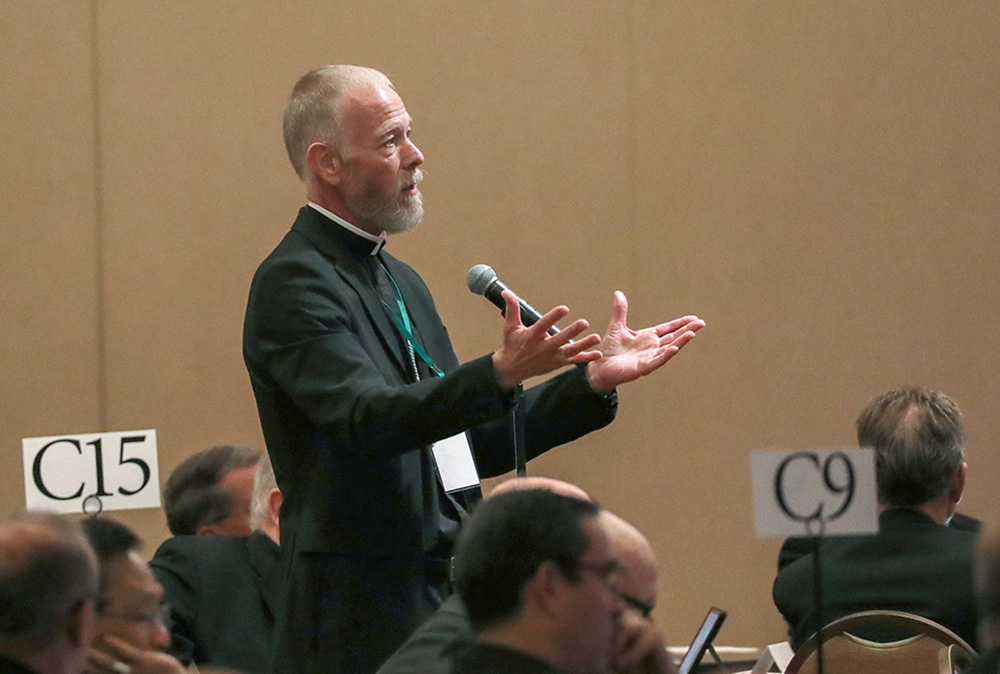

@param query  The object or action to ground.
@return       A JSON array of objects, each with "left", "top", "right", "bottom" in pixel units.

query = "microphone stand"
[
  {"left": 807, "top": 516, "right": 827, "bottom": 674},
  {"left": 512, "top": 384, "right": 526, "bottom": 476}
]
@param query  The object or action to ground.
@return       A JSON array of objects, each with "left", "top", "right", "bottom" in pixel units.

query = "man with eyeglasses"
[
  {"left": 443, "top": 489, "right": 677, "bottom": 674},
  {"left": 602, "top": 512, "right": 677, "bottom": 674},
  {"left": 0, "top": 512, "right": 99, "bottom": 674},
  {"left": 81, "top": 518, "right": 185, "bottom": 674},
  {"left": 378, "top": 479, "right": 675, "bottom": 674}
]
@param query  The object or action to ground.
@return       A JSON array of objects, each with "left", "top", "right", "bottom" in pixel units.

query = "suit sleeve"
[{"left": 149, "top": 540, "right": 201, "bottom": 664}]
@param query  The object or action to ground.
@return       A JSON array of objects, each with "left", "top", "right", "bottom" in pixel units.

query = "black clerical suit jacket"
[
  {"left": 772, "top": 508, "right": 979, "bottom": 650},
  {"left": 150, "top": 532, "right": 279, "bottom": 674},
  {"left": 243, "top": 207, "right": 617, "bottom": 674}
]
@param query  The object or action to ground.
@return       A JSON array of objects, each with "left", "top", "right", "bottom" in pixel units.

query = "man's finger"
[
  {"left": 653, "top": 315, "right": 704, "bottom": 338},
  {"left": 659, "top": 329, "right": 698, "bottom": 351},
  {"left": 547, "top": 318, "right": 590, "bottom": 344},
  {"left": 98, "top": 635, "right": 143, "bottom": 661},
  {"left": 560, "top": 333, "right": 601, "bottom": 357},
  {"left": 608, "top": 291, "right": 629, "bottom": 329},
  {"left": 528, "top": 304, "right": 572, "bottom": 336},
  {"left": 567, "top": 349, "right": 603, "bottom": 365},
  {"left": 501, "top": 290, "right": 522, "bottom": 329}
]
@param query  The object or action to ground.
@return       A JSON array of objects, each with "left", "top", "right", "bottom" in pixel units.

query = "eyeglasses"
[
  {"left": 620, "top": 593, "right": 655, "bottom": 618},
  {"left": 99, "top": 601, "right": 172, "bottom": 626}
]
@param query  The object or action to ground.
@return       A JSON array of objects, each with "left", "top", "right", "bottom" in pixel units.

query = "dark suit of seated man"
[
  {"left": 963, "top": 515, "right": 1000, "bottom": 673},
  {"left": 773, "top": 387, "right": 979, "bottom": 651},
  {"left": 150, "top": 452, "right": 282, "bottom": 674}
]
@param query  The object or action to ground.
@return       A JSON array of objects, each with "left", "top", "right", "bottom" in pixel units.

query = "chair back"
[{"left": 786, "top": 611, "right": 977, "bottom": 674}]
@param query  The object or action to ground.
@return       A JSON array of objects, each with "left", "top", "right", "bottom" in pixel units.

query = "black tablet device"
[{"left": 677, "top": 606, "right": 728, "bottom": 674}]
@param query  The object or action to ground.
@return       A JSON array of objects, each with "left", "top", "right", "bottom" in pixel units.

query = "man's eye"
[{"left": 385, "top": 139, "right": 398, "bottom": 148}]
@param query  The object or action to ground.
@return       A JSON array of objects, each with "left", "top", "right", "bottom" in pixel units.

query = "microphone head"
[{"left": 466, "top": 264, "right": 497, "bottom": 295}]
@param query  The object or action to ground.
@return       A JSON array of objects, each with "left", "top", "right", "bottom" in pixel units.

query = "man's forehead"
[
  {"left": 341, "top": 85, "right": 411, "bottom": 134},
  {"left": 106, "top": 552, "right": 163, "bottom": 602},
  {"left": 599, "top": 511, "right": 658, "bottom": 601},
  {"left": 584, "top": 516, "right": 616, "bottom": 558}
]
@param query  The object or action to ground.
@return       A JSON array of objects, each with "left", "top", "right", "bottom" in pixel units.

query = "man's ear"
[
  {"left": 529, "top": 561, "right": 568, "bottom": 615},
  {"left": 950, "top": 462, "right": 968, "bottom": 505},
  {"left": 267, "top": 488, "right": 282, "bottom": 529},
  {"left": 305, "top": 141, "right": 341, "bottom": 185}
]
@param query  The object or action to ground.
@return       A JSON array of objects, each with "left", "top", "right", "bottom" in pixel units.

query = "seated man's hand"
[
  {"left": 613, "top": 610, "right": 678, "bottom": 674},
  {"left": 86, "top": 635, "right": 188, "bottom": 674}
]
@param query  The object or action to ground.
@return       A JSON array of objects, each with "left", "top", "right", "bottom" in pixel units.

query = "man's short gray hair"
[
  {"left": 855, "top": 386, "right": 966, "bottom": 508},
  {"left": 283, "top": 65, "right": 395, "bottom": 180},
  {"left": 0, "top": 512, "right": 98, "bottom": 645}
]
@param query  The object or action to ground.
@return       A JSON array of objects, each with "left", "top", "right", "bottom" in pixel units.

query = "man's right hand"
[
  {"left": 491, "top": 289, "right": 602, "bottom": 390},
  {"left": 86, "top": 636, "right": 187, "bottom": 674}
]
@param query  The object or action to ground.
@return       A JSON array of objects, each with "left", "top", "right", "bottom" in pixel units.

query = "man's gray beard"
[
  {"left": 376, "top": 191, "right": 423, "bottom": 235},
  {"left": 349, "top": 187, "right": 423, "bottom": 235}
]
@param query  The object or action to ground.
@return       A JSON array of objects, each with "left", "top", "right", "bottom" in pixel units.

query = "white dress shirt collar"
[{"left": 307, "top": 202, "right": 387, "bottom": 255}]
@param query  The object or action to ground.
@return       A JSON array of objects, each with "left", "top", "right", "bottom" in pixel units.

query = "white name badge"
[
  {"left": 22, "top": 430, "right": 161, "bottom": 514},
  {"left": 431, "top": 432, "right": 480, "bottom": 493},
  {"left": 750, "top": 448, "right": 878, "bottom": 538}
]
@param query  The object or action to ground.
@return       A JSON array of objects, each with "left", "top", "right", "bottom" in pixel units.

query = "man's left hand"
[{"left": 587, "top": 291, "right": 705, "bottom": 394}]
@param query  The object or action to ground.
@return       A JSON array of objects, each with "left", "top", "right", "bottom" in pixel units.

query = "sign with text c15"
[{"left": 22, "top": 429, "right": 160, "bottom": 514}]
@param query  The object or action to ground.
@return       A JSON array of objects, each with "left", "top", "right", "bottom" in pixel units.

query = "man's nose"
[
  {"left": 151, "top": 619, "right": 171, "bottom": 651},
  {"left": 612, "top": 592, "right": 627, "bottom": 618},
  {"left": 402, "top": 137, "right": 424, "bottom": 168}
]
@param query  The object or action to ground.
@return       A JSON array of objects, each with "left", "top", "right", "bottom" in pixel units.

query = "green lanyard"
[{"left": 378, "top": 259, "right": 444, "bottom": 378}]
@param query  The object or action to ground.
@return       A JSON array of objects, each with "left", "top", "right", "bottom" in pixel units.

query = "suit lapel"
[
  {"left": 246, "top": 532, "right": 280, "bottom": 619},
  {"left": 290, "top": 208, "right": 410, "bottom": 378},
  {"left": 380, "top": 254, "right": 452, "bottom": 376}
]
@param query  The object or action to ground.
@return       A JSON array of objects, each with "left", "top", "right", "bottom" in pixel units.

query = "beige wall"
[{"left": 3, "top": 0, "right": 998, "bottom": 649}]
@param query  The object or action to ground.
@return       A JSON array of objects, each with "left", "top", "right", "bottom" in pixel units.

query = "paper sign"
[
  {"left": 751, "top": 448, "right": 877, "bottom": 538},
  {"left": 750, "top": 642, "right": 795, "bottom": 674},
  {"left": 23, "top": 430, "right": 161, "bottom": 514},
  {"left": 431, "top": 432, "right": 480, "bottom": 493}
]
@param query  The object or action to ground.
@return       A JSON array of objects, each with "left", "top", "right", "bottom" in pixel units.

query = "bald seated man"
[
  {"left": 377, "top": 477, "right": 676, "bottom": 674},
  {"left": 0, "top": 513, "right": 99, "bottom": 674}
]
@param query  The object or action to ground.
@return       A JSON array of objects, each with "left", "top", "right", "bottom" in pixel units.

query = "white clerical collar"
[{"left": 308, "top": 202, "right": 387, "bottom": 255}]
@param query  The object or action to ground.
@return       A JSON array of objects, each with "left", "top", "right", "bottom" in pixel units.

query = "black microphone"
[{"left": 466, "top": 264, "right": 559, "bottom": 336}]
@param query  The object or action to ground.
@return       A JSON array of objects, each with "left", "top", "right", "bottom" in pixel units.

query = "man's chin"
[{"left": 381, "top": 202, "right": 423, "bottom": 235}]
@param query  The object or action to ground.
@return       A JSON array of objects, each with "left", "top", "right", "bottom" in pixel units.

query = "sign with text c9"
[
  {"left": 751, "top": 448, "right": 878, "bottom": 538},
  {"left": 22, "top": 430, "right": 160, "bottom": 514}
]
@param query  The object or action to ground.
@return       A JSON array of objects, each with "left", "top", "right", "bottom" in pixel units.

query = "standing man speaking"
[{"left": 244, "top": 65, "right": 704, "bottom": 674}]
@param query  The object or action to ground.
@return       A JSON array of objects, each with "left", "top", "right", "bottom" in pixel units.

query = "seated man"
[
  {"left": 448, "top": 489, "right": 673, "bottom": 674},
  {"left": 81, "top": 518, "right": 185, "bottom": 674},
  {"left": 0, "top": 513, "right": 99, "bottom": 674},
  {"left": 772, "top": 386, "right": 978, "bottom": 650},
  {"left": 150, "top": 451, "right": 281, "bottom": 673},
  {"left": 162, "top": 445, "right": 260, "bottom": 537},
  {"left": 377, "top": 478, "right": 673, "bottom": 674}
]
